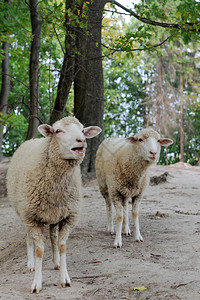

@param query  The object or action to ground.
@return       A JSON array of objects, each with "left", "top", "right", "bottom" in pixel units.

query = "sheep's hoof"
[
  {"left": 54, "top": 265, "right": 60, "bottom": 270},
  {"left": 28, "top": 267, "right": 35, "bottom": 273},
  {"left": 109, "top": 231, "right": 114, "bottom": 235},
  {"left": 114, "top": 243, "right": 122, "bottom": 248},
  {"left": 61, "top": 282, "right": 71, "bottom": 288},
  {"left": 30, "top": 288, "right": 41, "bottom": 294},
  {"left": 136, "top": 239, "right": 144, "bottom": 243},
  {"left": 114, "top": 245, "right": 122, "bottom": 249},
  {"left": 123, "top": 231, "right": 131, "bottom": 236}
]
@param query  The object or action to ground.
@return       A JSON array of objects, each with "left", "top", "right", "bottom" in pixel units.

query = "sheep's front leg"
[
  {"left": 122, "top": 199, "right": 131, "bottom": 236},
  {"left": 29, "top": 226, "right": 45, "bottom": 294},
  {"left": 113, "top": 195, "right": 124, "bottom": 248},
  {"left": 50, "top": 224, "right": 60, "bottom": 270},
  {"left": 59, "top": 240, "right": 71, "bottom": 288},
  {"left": 58, "top": 215, "right": 78, "bottom": 288},
  {"left": 132, "top": 195, "right": 143, "bottom": 242}
]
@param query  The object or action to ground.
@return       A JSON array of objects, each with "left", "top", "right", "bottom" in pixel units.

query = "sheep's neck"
[
  {"left": 47, "top": 138, "right": 82, "bottom": 176},
  {"left": 120, "top": 150, "right": 151, "bottom": 180}
]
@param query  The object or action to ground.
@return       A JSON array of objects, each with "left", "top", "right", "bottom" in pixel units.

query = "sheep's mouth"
[
  {"left": 148, "top": 156, "right": 156, "bottom": 161},
  {"left": 71, "top": 147, "right": 85, "bottom": 156}
]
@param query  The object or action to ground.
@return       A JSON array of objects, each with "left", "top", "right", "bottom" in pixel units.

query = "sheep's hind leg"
[
  {"left": 113, "top": 196, "right": 124, "bottom": 248},
  {"left": 50, "top": 224, "right": 60, "bottom": 270},
  {"left": 26, "top": 231, "right": 35, "bottom": 272},
  {"left": 105, "top": 196, "right": 114, "bottom": 235},
  {"left": 122, "top": 199, "right": 131, "bottom": 236},
  {"left": 100, "top": 187, "right": 114, "bottom": 235},
  {"left": 132, "top": 195, "right": 143, "bottom": 242}
]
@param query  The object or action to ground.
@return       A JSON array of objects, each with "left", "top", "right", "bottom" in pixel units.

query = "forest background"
[{"left": 0, "top": 0, "right": 200, "bottom": 174}]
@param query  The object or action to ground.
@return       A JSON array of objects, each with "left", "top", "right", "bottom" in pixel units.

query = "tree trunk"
[
  {"left": 74, "top": 0, "right": 106, "bottom": 174},
  {"left": 180, "top": 73, "right": 184, "bottom": 162},
  {"left": 0, "top": 41, "right": 10, "bottom": 161},
  {"left": 26, "top": 0, "right": 41, "bottom": 140},
  {"left": 49, "top": 0, "right": 76, "bottom": 125},
  {"left": 143, "top": 78, "right": 148, "bottom": 127},
  {"left": 155, "top": 57, "right": 163, "bottom": 132}
]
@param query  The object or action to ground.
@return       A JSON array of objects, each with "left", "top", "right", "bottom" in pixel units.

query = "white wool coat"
[
  {"left": 95, "top": 136, "right": 152, "bottom": 200},
  {"left": 7, "top": 135, "right": 82, "bottom": 236}
]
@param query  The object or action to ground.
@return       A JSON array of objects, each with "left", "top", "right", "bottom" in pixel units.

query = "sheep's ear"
[
  {"left": 38, "top": 124, "right": 54, "bottom": 137},
  {"left": 159, "top": 138, "right": 173, "bottom": 147},
  {"left": 83, "top": 126, "right": 102, "bottom": 138},
  {"left": 126, "top": 137, "right": 137, "bottom": 143}
]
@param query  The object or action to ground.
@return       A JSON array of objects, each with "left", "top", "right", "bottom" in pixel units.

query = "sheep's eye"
[
  {"left": 56, "top": 129, "right": 62, "bottom": 134},
  {"left": 138, "top": 138, "right": 143, "bottom": 142}
]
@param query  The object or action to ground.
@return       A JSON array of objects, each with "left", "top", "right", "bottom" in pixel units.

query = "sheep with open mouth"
[{"left": 7, "top": 116, "right": 101, "bottom": 293}]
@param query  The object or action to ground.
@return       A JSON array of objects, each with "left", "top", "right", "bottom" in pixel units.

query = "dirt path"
[{"left": 0, "top": 161, "right": 200, "bottom": 300}]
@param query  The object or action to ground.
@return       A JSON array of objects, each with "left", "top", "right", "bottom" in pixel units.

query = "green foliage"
[
  {"left": 185, "top": 99, "right": 200, "bottom": 164},
  {"left": 1, "top": 0, "right": 200, "bottom": 162},
  {"left": 103, "top": 0, "right": 200, "bottom": 56},
  {"left": 2, "top": 113, "right": 28, "bottom": 156},
  {"left": 0, "top": 112, "right": 11, "bottom": 126},
  {"left": 0, "top": 0, "right": 92, "bottom": 156},
  {"left": 103, "top": 53, "right": 145, "bottom": 137},
  {"left": 102, "top": 3, "right": 200, "bottom": 165}
]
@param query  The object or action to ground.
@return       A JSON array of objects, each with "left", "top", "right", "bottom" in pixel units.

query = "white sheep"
[
  {"left": 6, "top": 116, "right": 101, "bottom": 293},
  {"left": 95, "top": 128, "right": 173, "bottom": 248}
]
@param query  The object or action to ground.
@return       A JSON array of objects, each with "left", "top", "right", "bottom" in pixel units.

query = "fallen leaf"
[
  {"left": 88, "top": 261, "right": 102, "bottom": 264},
  {"left": 133, "top": 286, "right": 147, "bottom": 291}
]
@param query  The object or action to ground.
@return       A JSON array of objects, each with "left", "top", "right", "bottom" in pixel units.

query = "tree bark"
[
  {"left": 26, "top": 0, "right": 41, "bottom": 140},
  {"left": 74, "top": 0, "right": 106, "bottom": 174},
  {"left": 0, "top": 41, "right": 10, "bottom": 161},
  {"left": 49, "top": 0, "right": 76, "bottom": 125},
  {"left": 143, "top": 78, "right": 149, "bottom": 127},
  {"left": 180, "top": 73, "right": 184, "bottom": 162},
  {"left": 155, "top": 57, "right": 163, "bottom": 132}
]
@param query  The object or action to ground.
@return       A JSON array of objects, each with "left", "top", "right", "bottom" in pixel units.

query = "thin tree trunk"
[
  {"left": 155, "top": 57, "right": 163, "bottom": 132},
  {"left": 74, "top": 0, "right": 106, "bottom": 174},
  {"left": 49, "top": 0, "right": 76, "bottom": 125},
  {"left": 0, "top": 41, "right": 10, "bottom": 161},
  {"left": 26, "top": 0, "right": 41, "bottom": 140},
  {"left": 143, "top": 78, "right": 148, "bottom": 127},
  {"left": 180, "top": 73, "right": 184, "bottom": 162}
]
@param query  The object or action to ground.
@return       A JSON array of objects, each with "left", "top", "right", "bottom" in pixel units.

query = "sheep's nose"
[
  {"left": 76, "top": 138, "right": 86, "bottom": 143},
  {"left": 150, "top": 151, "right": 157, "bottom": 156}
]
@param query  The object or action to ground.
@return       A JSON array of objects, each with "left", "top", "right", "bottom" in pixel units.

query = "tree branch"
[
  {"left": 98, "top": 35, "right": 174, "bottom": 57},
  {"left": 107, "top": 0, "right": 200, "bottom": 32},
  {"left": 2, "top": 73, "right": 29, "bottom": 89}
]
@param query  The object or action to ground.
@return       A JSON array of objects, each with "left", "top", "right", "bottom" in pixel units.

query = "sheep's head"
[
  {"left": 38, "top": 117, "right": 102, "bottom": 160},
  {"left": 126, "top": 128, "right": 173, "bottom": 163}
]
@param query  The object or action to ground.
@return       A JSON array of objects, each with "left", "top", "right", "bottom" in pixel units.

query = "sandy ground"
[{"left": 0, "top": 159, "right": 200, "bottom": 300}]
